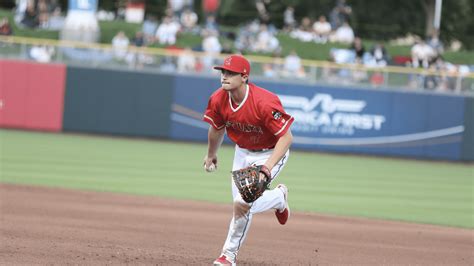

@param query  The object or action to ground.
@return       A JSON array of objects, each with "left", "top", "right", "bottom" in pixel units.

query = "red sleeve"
[
  {"left": 261, "top": 96, "right": 294, "bottom": 137},
  {"left": 203, "top": 93, "right": 225, "bottom": 130}
]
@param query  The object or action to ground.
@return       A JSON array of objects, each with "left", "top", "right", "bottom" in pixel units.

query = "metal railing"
[{"left": 1, "top": 35, "right": 473, "bottom": 95}]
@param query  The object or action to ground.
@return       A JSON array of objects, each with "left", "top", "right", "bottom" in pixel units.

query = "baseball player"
[{"left": 203, "top": 54, "right": 294, "bottom": 265}]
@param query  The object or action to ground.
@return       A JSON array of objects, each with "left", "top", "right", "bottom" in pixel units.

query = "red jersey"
[{"left": 203, "top": 83, "right": 294, "bottom": 150}]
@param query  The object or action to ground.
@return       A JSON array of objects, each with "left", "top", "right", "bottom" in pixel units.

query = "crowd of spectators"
[
  {"left": 15, "top": 0, "right": 64, "bottom": 30},
  {"left": 288, "top": 0, "right": 354, "bottom": 44},
  {"left": 106, "top": 0, "right": 471, "bottom": 91},
  {"left": 408, "top": 31, "right": 471, "bottom": 91},
  {"left": 2, "top": 0, "right": 471, "bottom": 92}
]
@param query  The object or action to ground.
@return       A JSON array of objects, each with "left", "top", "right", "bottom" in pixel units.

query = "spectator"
[
  {"left": 204, "top": 15, "right": 219, "bottom": 35},
  {"left": 126, "top": 31, "right": 147, "bottom": 68},
  {"left": 37, "top": 0, "right": 50, "bottom": 29},
  {"left": 426, "top": 30, "right": 444, "bottom": 57},
  {"left": 330, "top": 22, "right": 354, "bottom": 44},
  {"left": 0, "top": 17, "right": 13, "bottom": 36},
  {"left": 47, "top": 7, "right": 65, "bottom": 30},
  {"left": 254, "top": 24, "right": 280, "bottom": 53},
  {"left": 234, "top": 24, "right": 254, "bottom": 53},
  {"left": 282, "top": 50, "right": 306, "bottom": 78},
  {"left": 202, "top": 0, "right": 220, "bottom": 19},
  {"left": 177, "top": 47, "right": 197, "bottom": 73},
  {"left": 290, "top": 17, "right": 313, "bottom": 42},
  {"left": 111, "top": 31, "right": 130, "bottom": 60},
  {"left": 131, "top": 31, "right": 145, "bottom": 47},
  {"left": 201, "top": 29, "right": 222, "bottom": 72},
  {"left": 411, "top": 39, "right": 436, "bottom": 68},
  {"left": 142, "top": 15, "right": 158, "bottom": 45},
  {"left": 329, "top": 48, "right": 355, "bottom": 64},
  {"left": 159, "top": 56, "right": 177, "bottom": 72},
  {"left": 329, "top": 0, "right": 352, "bottom": 30},
  {"left": 313, "top": 15, "right": 332, "bottom": 43},
  {"left": 350, "top": 37, "right": 365, "bottom": 63},
  {"left": 283, "top": 6, "right": 296, "bottom": 32},
  {"left": 202, "top": 29, "right": 222, "bottom": 54},
  {"left": 370, "top": 43, "right": 389, "bottom": 66},
  {"left": 255, "top": 0, "right": 271, "bottom": 23},
  {"left": 167, "top": 0, "right": 186, "bottom": 18},
  {"left": 180, "top": 8, "right": 199, "bottom": 34},
  {"left": 29, "top": 45, "right": 55, "bottom": 63},
  {"left": 262, "top": 63, "right": 278, "bottom": 78},
  {"left": 14, "top": 0, "right": 28, "bottom": 26},
  {"left": 155, "top": 16, "right": 181, "bottom": 45},
  {"left": 21, "top": 2, "right": 38, "bottom": 28}
]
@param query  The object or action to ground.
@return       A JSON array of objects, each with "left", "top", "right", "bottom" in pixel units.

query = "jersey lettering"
[{"left": 225, "top": 121, "right": 264, "bottom": 134}]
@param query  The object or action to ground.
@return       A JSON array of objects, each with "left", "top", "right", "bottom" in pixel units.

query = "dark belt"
[{"left": 247, "top": 146, "right": 275, "bottom": 152}]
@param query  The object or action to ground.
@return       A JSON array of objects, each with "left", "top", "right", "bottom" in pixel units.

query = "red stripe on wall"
[{"left": 0, "top": 60, "right": 66, "bottom": 131}]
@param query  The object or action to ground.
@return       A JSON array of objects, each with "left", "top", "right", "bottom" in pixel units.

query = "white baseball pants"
[{"left": 221, "top": 145, "right": 289, "bottom": 262}]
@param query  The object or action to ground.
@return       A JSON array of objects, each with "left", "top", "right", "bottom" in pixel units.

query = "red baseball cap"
[{"left": 213, "top": 55, "right": 251, "bottom": 75}]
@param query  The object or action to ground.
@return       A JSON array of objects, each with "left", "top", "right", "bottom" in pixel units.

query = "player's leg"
[
  {"left": 248, "top": 150, "right": 289, "bottom": 214},
  {"left": 215, "top": 146, "right": 253, "bottom": 264}
]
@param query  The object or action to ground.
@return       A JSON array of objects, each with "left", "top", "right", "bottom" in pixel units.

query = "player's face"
[{"left": 220, "top": 70, "right": 247, "bottom": 91}]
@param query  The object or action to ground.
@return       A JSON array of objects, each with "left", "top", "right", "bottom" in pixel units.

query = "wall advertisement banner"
[{"left": 170, "top": 76, "right": 467, "bottom": 160}]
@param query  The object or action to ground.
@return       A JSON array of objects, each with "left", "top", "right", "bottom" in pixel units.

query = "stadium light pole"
[{"left": 434, "top": 0, "right": 442, "bottom": 30}]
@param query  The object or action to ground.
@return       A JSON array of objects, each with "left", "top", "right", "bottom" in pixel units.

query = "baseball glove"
[{"left": 232, "top": 165, "right": 272, "bottom": 203}]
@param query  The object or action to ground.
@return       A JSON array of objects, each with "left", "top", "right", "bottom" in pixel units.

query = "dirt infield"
[{"left": 0, "top": 184, "right": 472, "bottom": 265}]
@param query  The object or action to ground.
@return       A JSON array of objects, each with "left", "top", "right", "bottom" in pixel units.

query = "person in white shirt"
[
  {"left": 180, "top": 8, "right": 198, "bottom": 33},
  {"left": 313, "top": 15, "right": 332, "bottom": 43},
  {"left": 202, "top": 29, "right": 222, "bottom": 54},
  {"left": 202, "top": 29, "right": 222, "bottom": 71},
  {"left": 111, "top": 31, "right": 130, "bottom": 60},
  {"left": 155, "top": 16, "right": 181, "bottom": 45},
  {"left": 411, "top": 40, "right": 436, "bottom": 68},
  {"left": 177, "top": 47, "right": 197, "bottom": 73},
  {"left": 331, "top": 22, "right": 354, "bottom": 44},
  {"left": 283, "top": 50, "right": 306, "bottom": 78},
  {"left": 254, "top": 24, "right": 280, "bottom": 53}
]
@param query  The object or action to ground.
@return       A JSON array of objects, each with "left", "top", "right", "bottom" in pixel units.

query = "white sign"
[{"left": 279, "top": 93, "right": 386, "bottom": 135}]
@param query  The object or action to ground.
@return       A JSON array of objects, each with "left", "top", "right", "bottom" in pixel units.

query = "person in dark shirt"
[
  {"left": 0, "top": 17, "right": 13, "bottom": 35},
  {"left": 350, "top": 37, "right": 365, "bottom": 63}
]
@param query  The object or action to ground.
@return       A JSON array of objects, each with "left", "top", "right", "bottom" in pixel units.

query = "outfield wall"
[
  {"left": 62, "top": 66, "right": 173, "bottom": 138},
  {"left": 0, "top": 60, "right": 472, "bottom": 161},
  {"left": 171, "top": 76, "right": 471, "bottom": 161}
]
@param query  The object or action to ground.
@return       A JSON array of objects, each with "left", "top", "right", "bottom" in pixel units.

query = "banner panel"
[
  {"left": 169, "top": 76, "right": 466, "bottom": 160},
  {"left": 0, "top": 60, "right": 66, "bottom": 131},
  {"left": 63, "top": 67, "right": 173, "bottom": 138}
]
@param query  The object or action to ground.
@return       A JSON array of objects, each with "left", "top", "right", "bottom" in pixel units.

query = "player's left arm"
[
  {"left": 259, "top": 95, "right": 294, "bottom": 176},
  {"left": 263, "top": 129, "right": 293, "bottom": 171}
]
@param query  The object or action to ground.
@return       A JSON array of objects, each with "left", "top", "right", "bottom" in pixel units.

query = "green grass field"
[{"left": 1, "top": 129, "right": 472, "bottom": 228}]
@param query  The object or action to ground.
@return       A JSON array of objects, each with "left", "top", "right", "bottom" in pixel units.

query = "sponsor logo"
[
  {"left": 278, "top": 93, "right": 386, "bottom": 135},
  {"left": 272, "top": 110, "right": 282, "bottom": 120}
]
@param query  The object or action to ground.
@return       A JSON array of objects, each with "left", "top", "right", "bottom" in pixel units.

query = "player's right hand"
[{"left": 203, "top": 155, "right": 218, "bottom": 172}]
